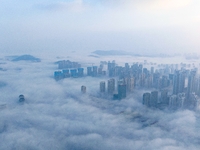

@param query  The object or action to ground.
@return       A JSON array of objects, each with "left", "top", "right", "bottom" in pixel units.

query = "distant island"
[
  {"left": 92, "top": 50, "right": 175, "bottom": 58},
  {"left": 92, "top": 50, "right": 133, "bottom": 56},
  {"left": 11, "top": 55, "right": 41, "bottom": 62}
]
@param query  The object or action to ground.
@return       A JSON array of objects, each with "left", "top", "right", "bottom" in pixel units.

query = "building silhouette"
[
  {"left": 108, "top": 78, "right": 115, "bottom": 94},
  {"left": 100, "top": 81, "right": 106, "bottom": 93},
  {"left": 81, "top": 86, "right": 86, "bottom": 93}
]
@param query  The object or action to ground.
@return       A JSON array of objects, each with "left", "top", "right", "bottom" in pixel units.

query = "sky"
[
  {"left": 0, "top": 0, "right": 200, "bottom": 55},
  {"left": 0, "top": 54, "right": 200, "bottom": 149}
]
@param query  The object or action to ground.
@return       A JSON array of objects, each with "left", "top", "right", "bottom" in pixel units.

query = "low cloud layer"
[{"left": 0, "top": 55, "right": 200, "bottom": 150}]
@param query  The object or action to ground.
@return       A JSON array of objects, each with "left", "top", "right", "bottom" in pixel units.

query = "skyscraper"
[
  {"left": 93, "top": 66, "right": 98, "bottom": 76},
  {"left": 187, "top": 70, "right": 196, "bottom": 99},
  {"left": 87, "top": 67, "right": 92, "bottom": 76},
  {"left": 100, "top": 81, "right": 106, "bottom": 93},
  {"left": 126, "top": 77, "right": 134, "bottom": 92},
  {"left": 169, "top": 95, "right": 177, "bottom": 109},
  {"left": 81, "top": 86, "right": 86, "bottom": 93},
  {"left": 19, "top": 95, "right": 25, "bottom": 102},
  {"left": 54, "top": 71, "right": 63, "bottom": 80},
  {"left": 108, "top": 78, "right": 115, "bottom": 94},
  {"left": 70, "top": 69, "right": 77, "bottom": 77},
  {"left": 63, "top": 69, "right": 70, "bottom": 78},
  {"left": 150, "top": 91, "right": 158, "bottom": 107},
  {"left": 143, "top": 92, "right": 150, "bottom": 106},
  {"left": 118, "top": 84, "right": 126, "bottom": 100},
  {"left": 78, "top": 68, "right": 84, "bottom": 77},
  {"left": 173, "top": 70, "right": 186, "bottom": 95}
]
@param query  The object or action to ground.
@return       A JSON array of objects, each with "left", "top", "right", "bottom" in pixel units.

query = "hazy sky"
[{"left": 0, "top": 0, "right": 200, "bottom": 55}]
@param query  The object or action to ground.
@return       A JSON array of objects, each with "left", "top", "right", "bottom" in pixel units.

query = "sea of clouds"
[{"left": 0, "top": 54, "right": 200, "bottom": 150}]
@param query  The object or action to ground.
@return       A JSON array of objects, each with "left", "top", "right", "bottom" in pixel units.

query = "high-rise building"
[
  {"left": 78, "top": 68, "right": 84, "bottom": 77},
  {"left": 63, "top": 69, "right": 70, "bottom": 78},
  {"left": 19, "top": 95, "right": 25, "bottom": 102},
  {"left": 161, "top": 89, "right": 169, "bottom": 104},
  {"left": 100, "top": 81, "right": 106, "bottom": 93},
  {"left": 108, "top": 61, "right": 116, "bottom": 77},
  {"left": 54, "top": 71, "right": 63, "bottom": 80},
  {"left": 169, "top": 95, "right": 177, "bottom": 109},
  {"left": 118, "top": 84, "right": 126, "bottom": 99},
  {"left": 173, "top": 70, "right": 186, "bottom": 95},
  {"left": 143, "top": 92, "right": 150, "bottom": 106},
  {"left": 81, "top": 85, "right": 86, "bottom": 93},
  {"left": 108, "top": 78, "right": 115, "bottom": 94},
  {"left": 70, "top": 69, "right": 77, "bottom": 77},
  {"left": 187, "top": 70, "right": 196, "bottom": 98},
  {"left": 126, "top": 77, "right": 134, "bottom": 92},
  {"left": 93, "top": 66, "right": 98, "bottom": 76},
  {"left": 151, "top": 67, "right": 154, "bottom": 74},
  {"left": 87, "top": 67, "right": 92, "bottom": 76},
  {"left": 161, "top": 75, "right": 169, "bottom": 89},
  {"left": 176, "top": 93, "right": 185, "bottom": 109},
  {"left": 153, "top": 73, "right": 160, "bottom": 89},
  {"left": 150, "top": 91, "right": 158, "bottom": 107}
]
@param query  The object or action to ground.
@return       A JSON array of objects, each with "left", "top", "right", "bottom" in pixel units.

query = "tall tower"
[
  {"left": 81, "top": 85, "right": 86, "bottom": 93},
  {"left": 187, "top": 70, "right": 196, "bottom": 99},
  {"left": 173, "top": 70, "right": 186, "bottom": 95},
  {"left": 126, "top": 77, "right": 134, "bottom": 92},
  {"left": 143, "top": 92, "right": 150, "bottom": 106},
  {"left": 173, "top": 70, "right": 179, "bottom": 95},
  {"left": 118, "top": 84, "right": 126, "bottom": 99},
  {"left": 87, "top": 67, "right": 92, "bottom": 76},
  {"left": 78, "top": 68, "right": 84, "bottom": 77},
  {"left": 100, "top": 81, "right": 106, "bottom": 93},
  {"left": 92, "top": 66, "right": 98, "bottom": 76},
  {"left": 150, "top": 91, "right": 158, "bottom": 107},
  {"left": 108, "top": 78, "right": 115, "bottom": 94},
  {"left": 161, "top": 89, "right": 169, "bottom": 104}
]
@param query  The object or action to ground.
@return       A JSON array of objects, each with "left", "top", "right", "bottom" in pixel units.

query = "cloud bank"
[{"left": 0, "top": 54, "right": 200, "bottom": 149}]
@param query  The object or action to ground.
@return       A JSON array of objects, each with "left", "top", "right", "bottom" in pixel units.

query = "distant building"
[
  {"left": 100, "top": 81, "right": 106, "bottom": 93},
  {"left": 161, "top": 89, "right": 169, "bottom": 104},
  {"left": 70, "top": 69, "right": 77, "bottom": 77},
  {"left": 93, "top": 66, "right": 98, "bottom": 76},
  {"left": 169, "top": 95, "right": 177, "bottom": 109},
  {"left": 63, "top": 69, "right": 70, "bottom": 78},
  {"left": 126, "top": 77, "right": 134, "bottom": 92},
  {"left": 81, "top": 86, "right": 86, "bottom": 93},
  {"left": 118, "top": 83, "right": 126, "bottom": 100},
  {"left": 78, "top": 68, "right": 84, "bottom": 77},
  {"left": 87, "top": 67, "right": 92, "bottom": 76},
  {"left": 143, "top": 92, "right": 150, "bottom": 106},
  {"left": 108, "top": 61, "right": 116, "bottom": 77},
  {"left": 150, "top": 91, "right": 158, "bottom": 107},
  {"left": 57, "top": 60, "right": 81, "bottom": 69},
  {"left": 187, "top": 70, "right": 196, "bottom": 99},
  {"left": 173, "top": 70, "right": 186, "bottom": 95},
  {"left": 176, "top": 93, "right": 185, "bottom": 109},
  {"left": 19, "top": 95, "right": 25, "bottom": 102},
  {"left": 54, "top": 71, "right": 63, "bottom": 80},
  {"left": 108, "top": 78, "right": 115, "bottom": 94}
]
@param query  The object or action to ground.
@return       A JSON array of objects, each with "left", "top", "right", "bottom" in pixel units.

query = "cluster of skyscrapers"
[
  {"left": 54, "top": 60, "right": 107, "bottom": 80},
  {"left": 57, "top": 60, "right": 81, "bottom": 69},
  {"left": 99, "top": 77, "right": 134, "bottom": 100},
  {"left": 142, "top": 64, "right": 200, "bottom": 110},
  {"left": 54, "top": 59, "right": 200, "bottom": 110},
  {"left": 54, "top": 60, "right": 84, "bottom": 80}
]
